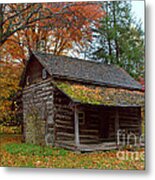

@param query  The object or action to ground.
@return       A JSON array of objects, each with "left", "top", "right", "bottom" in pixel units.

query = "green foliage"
[
  {"left": 4, "top": 143, "right": 68, "bottom": 157},
  {"left": 86, "top": 1, "right": 144, "bottom": 79}
]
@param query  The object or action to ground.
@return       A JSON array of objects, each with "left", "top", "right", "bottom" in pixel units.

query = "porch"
[{"left": 55, "top": 104, "right": 142, "bottom": 152}]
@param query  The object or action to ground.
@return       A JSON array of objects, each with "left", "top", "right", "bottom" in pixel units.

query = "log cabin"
[{"left": 19, "top": 52, "right": 144, "bottom": 151}]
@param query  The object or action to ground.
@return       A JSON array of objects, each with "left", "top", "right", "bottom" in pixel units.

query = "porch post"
[{"left": 74, "top": 107, "right": 80, "bottom": 146}]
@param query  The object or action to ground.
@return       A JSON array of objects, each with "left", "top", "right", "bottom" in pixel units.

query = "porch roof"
[{"left": 55, "top": 81, "right": 144, "bottom": 107}]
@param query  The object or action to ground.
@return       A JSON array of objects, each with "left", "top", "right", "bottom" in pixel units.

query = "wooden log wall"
[
  {"left": 118, "top": 107, "right": 141, "bottom": 143},
  {"left": 54, "top": 89, "right": 75, "bottom": 146},
  {"left": 23, "top": 78, "right": 54, "bottom": 146},
  {"left": 75, "top": 106, "right": 141, "bottom": 145},
  {"left": 78, "top": 107, "right": 100, "bottom": 144},
  {"left": 78, "top": 107, "right": 116, "bottom": 144}
]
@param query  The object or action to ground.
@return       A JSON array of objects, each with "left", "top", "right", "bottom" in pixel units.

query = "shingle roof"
[{"left": 32, "top": 52, "right": 142, "bottom": 90}]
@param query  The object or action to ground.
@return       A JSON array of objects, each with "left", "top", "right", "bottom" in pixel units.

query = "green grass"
[{"left": 4, "top": 143, "right": 67, "bottom": 157}]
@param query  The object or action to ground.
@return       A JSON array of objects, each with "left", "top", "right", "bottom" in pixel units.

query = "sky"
[{"left": 131, "top": 0, "right": 145, "bottom": 30}]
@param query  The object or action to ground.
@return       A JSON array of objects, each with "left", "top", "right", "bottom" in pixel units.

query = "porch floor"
[
  {"left": 55, "top": 141, "right": 117, "bottom": 152},
  {"left": 77, "top": 142, "right": 117, "bottom": 152}
]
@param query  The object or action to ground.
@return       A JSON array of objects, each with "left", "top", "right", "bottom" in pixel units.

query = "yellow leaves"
[
  {"left": 0, "top": 61, "right": 23, "bottom": 120},
  {"left": 34, "top": 160, "right": 42, "bottom": 167},
  {"left": 56, "top": 81, "right": 144, "bottom": 106},
  {"left": 0, "top": 125, "right": 21, "bottom": 134},
  {"left": 70, "top": 84, "right": 103, "bottom": 104},
  {"left": 2, "top": 35, "right": 26, "bottom": 61}
]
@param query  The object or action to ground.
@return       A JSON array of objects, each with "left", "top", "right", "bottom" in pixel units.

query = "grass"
[
  {"left": 0, "top": 134, "right": 145, "bottom": 169},
  {"left": 4, "top": 143, "right": 67, "bottom": 156}
]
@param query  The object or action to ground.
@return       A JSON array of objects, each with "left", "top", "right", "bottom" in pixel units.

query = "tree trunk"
[
  {"left": 113, "top": 2, "right": 119, "bottom": 63},
  {"left": 106, "top": 3, "right": 112, "bottom": 62}
]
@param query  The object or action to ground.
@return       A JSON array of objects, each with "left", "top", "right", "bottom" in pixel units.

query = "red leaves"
[
  {"left": 139, "top": 77, "right": 145, "bottom": 91},
  {"left": 39, "top": 2, "right": 104, "bottom": 54}
]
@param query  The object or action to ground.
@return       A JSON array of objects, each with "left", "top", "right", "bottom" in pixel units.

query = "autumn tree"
[
  {"left": 0, "top": 2, "right": 104, "bottom": 124},
  {"left": 44, "top": 2, "right": 104, "bottom": 55},
  {"left": 0, "top": 3, "right": 77, "bottom": 47},
  {"left": 0, "top": 2, "right": 103, "bottom": 58},
  {"left": 0, "top": 60, "right": 23, "bottom": 123}
]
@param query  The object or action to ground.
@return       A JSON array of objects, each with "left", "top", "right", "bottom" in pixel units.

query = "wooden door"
[{"left": 99, "top": 110, "right": 110, "bottom": 141}]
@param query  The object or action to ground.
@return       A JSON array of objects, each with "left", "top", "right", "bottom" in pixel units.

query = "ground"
[{"left": 0, "top": 134, "right": 145, "bottom": 170}]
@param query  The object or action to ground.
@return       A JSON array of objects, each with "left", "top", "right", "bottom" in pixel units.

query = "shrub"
[{"left": 0, "top": 125, "right": 21, "bottom": 134}]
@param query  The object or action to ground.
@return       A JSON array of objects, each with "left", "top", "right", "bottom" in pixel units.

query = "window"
[
  {"left": 42, "top": 68, "right": 47, "bottom": 79},
  {"left": 78, "top": 111, "right": 85, "bottom": 125}
]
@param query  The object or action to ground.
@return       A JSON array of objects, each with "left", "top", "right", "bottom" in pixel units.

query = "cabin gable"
[{"left": 23, "top": 56, "right": 50, "bottom": 87}]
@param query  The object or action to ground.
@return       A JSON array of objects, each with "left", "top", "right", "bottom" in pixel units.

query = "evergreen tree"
[{"left": 86, "top": 1, "right": 144, "bottom": 79}]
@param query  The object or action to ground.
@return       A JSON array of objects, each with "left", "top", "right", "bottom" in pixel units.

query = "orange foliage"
[
  {"left": 41, "top": 2, "right": 104, "bottom": 54},
  {"left": 0, "top": 60, "right": 23, "bottom": 121},
  {"left": 1, "top": 2, "right": 104, "bottom": 61}
]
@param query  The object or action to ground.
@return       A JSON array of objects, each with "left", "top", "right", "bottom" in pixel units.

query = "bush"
[{"left": 0, "top": 125, "right": 21, "bottom": 134}]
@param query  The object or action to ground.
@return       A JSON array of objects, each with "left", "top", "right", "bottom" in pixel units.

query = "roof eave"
[{"left": 52, "top": 75, "right": 143, "bottom": 92}]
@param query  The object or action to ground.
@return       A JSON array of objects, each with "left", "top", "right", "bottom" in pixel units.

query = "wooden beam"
[
  {"left": 74, "top": 107, "right": 80, "bottom": 146},
  {"left": 138, "top": 107, "right": 142, "bottom": 136},
  {"left": 115, "top": 108, "right": 119, "bottom": 138}
]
